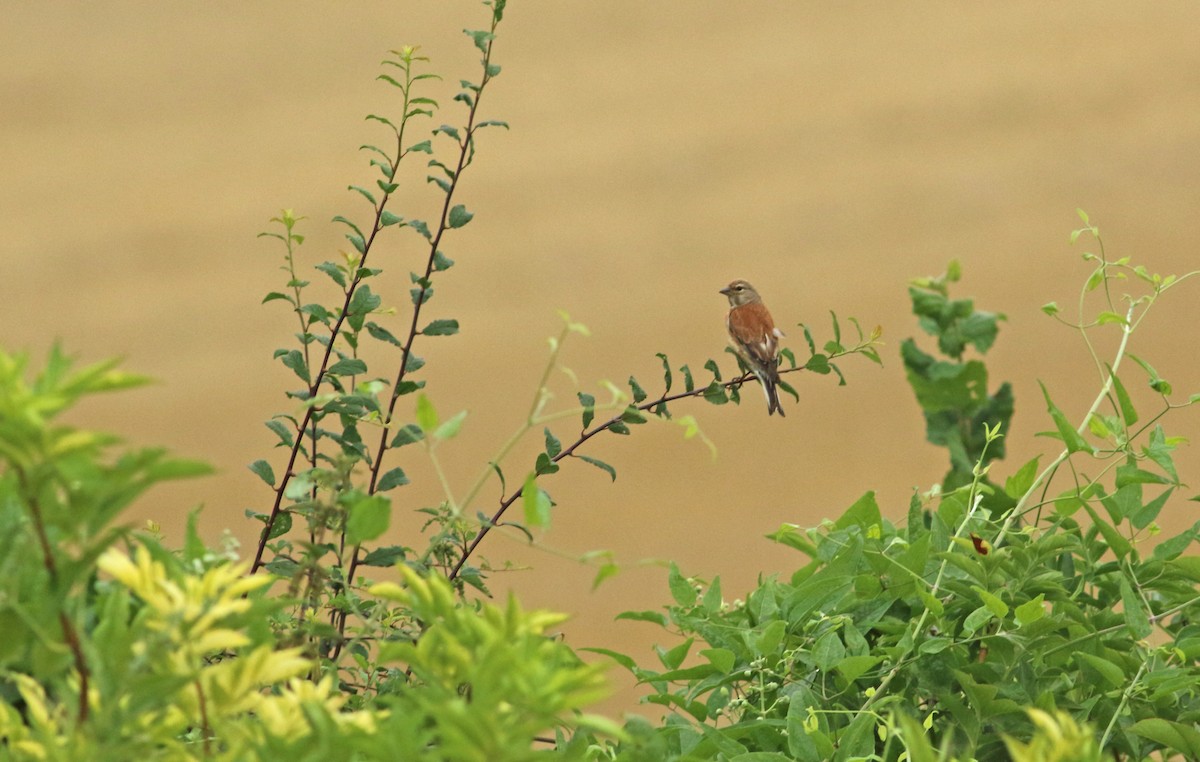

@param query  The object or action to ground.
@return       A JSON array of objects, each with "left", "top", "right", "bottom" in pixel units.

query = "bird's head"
[{"left": 720, "top": 279, "right": 762, "bottom": 307}]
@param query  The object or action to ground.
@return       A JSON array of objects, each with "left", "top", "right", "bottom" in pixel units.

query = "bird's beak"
[{"left": 719, "top": 286, "right": 732, "bottom": 296}]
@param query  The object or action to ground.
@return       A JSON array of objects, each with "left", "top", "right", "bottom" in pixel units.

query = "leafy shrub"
[
  {"left": 2, "top": 1, "right": 1198, "bottom": 760},
  {"left": 587, "top": 232, "right": 1200, "bottom": 761}
]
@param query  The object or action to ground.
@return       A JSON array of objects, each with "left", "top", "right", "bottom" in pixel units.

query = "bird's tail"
[{"left": 758, "top": 366, "right": 785, "bottom": 417}]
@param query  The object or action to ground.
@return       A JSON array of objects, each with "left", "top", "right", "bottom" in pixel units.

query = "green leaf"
[
  {"left": 1074, "top": 652, "right": 1124, "bottom": 687},
  {"left": 701, "top": 648, "right": 735, "bottom": 674},
  {"left": 1119, "top": 576, "right": 1152, "bottom": 639},
  {"left": 522, "top": 473, "right": 552, "bottom": 528},
  {"left": 972, "top": 586, "right": 1009, "bottom": 619},
  {"left": 1131, "top": 719, "right": 1200, "bottom": 759},
  {"left": 1038, "top": 381, "right": 1093, "bottom": 454},
  {"left": 592, "top": 563, "right": 619, "bottom": 590},
  {"left": 261, "top": 291, "right": 294, "bottom": 306},
  {"left": 608, "top": 420, "right": 631, "bottom": 435},
  {"left": 1131, "top": 488, "right": 1173, "bottom": 530},
  {"left": 613, "top": 610, "right": 668, "bottom": 628},
  {"left": 918, "top": 590, "right": 944, "bottom": 617},
  {"left": 702, "top": 382, "right": 728, "bottom": 405},
  {"left": 248, "top": 459, "right": 275, "bottom": 487},
  {"left": 1083, "top": 501, "right": 1131, "bottom": 559},
  {"left": 835, "top": 491, "right": 881, "bottom": 531},
  {"left": 629, "top": 375, "right": 647, "bottom": 403},
  {"left": 447, "top": 204, "right": 473, "bottom": 228},
  {"left": 434, "top": 410, "right": 467, "bottom": 441},
  {"left": 836, "top": 655, "right": 882, "bottom": 683},
  {"left": 1014, "top": 594, "right": 1045, "bottom": 627},
  {"left": 349, "top": 184, "right": 377, "bottom": 206},
  {"left": 1108, "top": 367, "right": 1138, "bottom": 425},
  {"left": 397, "top": 223, "right": 429, "bottom": 246},
  {"left": 658, "top": 638, "right": 693, "bottom": 670},
  {"left": 656, "top": 353, "right": 673, "bottom": 392},
  {"left": 347, "top": 284, "right": 381, "bottom": 317},
  {"left": 379, "top": 210, "right": 404, "bottom": 227},
  {"left": 366, "top": 321, "right": 402, "bottom": 347},
  {"left": 890, "top": 713, "right": 936, "bottom": 762},
  {"left": 813, "top": 631, "right": 846, "bottom": 671},
  {"left": 1004, "top": 456, "right": 1041, "bottom": 499},
  {"left": 701, "top": 577, "right": 723, "bottom": 613},
  {"left": 667, "top": 562, "right": 694, "bottom": 606},
  {"left": 804, "top": 354, "right": 832, "bottom": 375},
  {"left": 265, "top": 418, "right": 294, "bottom": 447},
  {"left": 1116, "top": 463, "right": 1170, "bottom": 488},
  {"left": 346, "top": 494, "right": 391, "bottom": 545},
  {"left": 680, "top": 364, "right": 695, "bottom": 392},
  {"left": 415, "top": 394, "right": 438, "bottom": 432},
  {"left": 266, "top": 510, "right": 292, "bottom": 540},
  {"left": 543, "top": 428, "right": 561, "bottom": 458},
  {"left": 620, "top": 405, "right": 647, "bottom": 425},
  {"left": 434, "top": 124, "right": 461, "bottom": 142},
  {"left": 534, "top": 452, "right": 559, "bottom": 476},
  {"left": 432, "top": 250, "right": 454, "bottom": 271},
  {"left": 578, "top": 392, "right": 595, "bottom": 429},
  {"left": 579, "top": 646, "right": 639, "bottom": 673},
  {"left": 703, "top": 358, "right": 723, "bottom": 381},
  {"left": 755, "top": 619, "right": 787, "bottom": 657},
  {"left": 767, "top": 524, "right": 816, "bottom": 555},
  {"left": 280, "top": 350, "right": 310, "bottom": 384},
  {"left": 376, "top": 467, "right": 409, "bottom": 491},
  {"left": 421, "top": 319, "right": 459, "bottom": 337},
  {"left": 327, "top": 358, "right": 367, "bottom": 376},
  {"left": 575, "top": 455, "right": 616, "bottom": 481},
  {"left": 391, "top": 422, "right": 424, "bottom": 446},
  {"left": 464, "top": 28, "right": 493, "bottom": 53},
  {"left": 1129, "top": 352, "right": 1172, "bottom": 396},
  {"left": 1143, "top": 425, "right": 1180, "bottom": 483},
  {"left": 962, "top": 605, "right": 995, "bottom": 635},
  {"left": 361, "top": 546, "right": 407, "bottom": 567}
]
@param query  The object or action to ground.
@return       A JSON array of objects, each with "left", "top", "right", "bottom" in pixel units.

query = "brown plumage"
[{"left": 720, "top": 279, "right": 786, "bottom": 416}]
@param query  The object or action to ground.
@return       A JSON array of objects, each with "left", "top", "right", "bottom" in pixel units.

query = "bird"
[{"left": 720, "top": 279, "right": 786, "bottom": 417}]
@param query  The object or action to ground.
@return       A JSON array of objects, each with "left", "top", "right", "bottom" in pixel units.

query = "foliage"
[
  {"left": 902, "top": 260, "right": 1013, "bottom": 513},
  {"left": 585, "top": 218, "right": 1200, "bottom": 760},
  {"left": 2, "top": 0, "right": 1199, "bottom": 759},
  {"left": 243, "top": 0, "right": 879, "bottom": 722}
]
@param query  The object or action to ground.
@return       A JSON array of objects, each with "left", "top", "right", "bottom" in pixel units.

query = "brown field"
[{"left": 4, "top": 2, "right": 1199, "bottom": 714}]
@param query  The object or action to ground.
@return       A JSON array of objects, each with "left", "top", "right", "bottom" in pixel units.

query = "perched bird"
[{"left": 720, "top": 279, "right": 786, "bottom": 417}]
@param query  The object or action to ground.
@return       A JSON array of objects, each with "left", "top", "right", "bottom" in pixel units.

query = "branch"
[
  {"left": 345, "top": 19, "right": 503, "bottom": 594},
  {"left": 251, "top": 55, "right": 434, "bottom": 575},
  {"left": 18, "top": 471, "right": 90, "bottom": 723},
  {"left": 445, "top": 349, "right": 864, "bottom": 583}
]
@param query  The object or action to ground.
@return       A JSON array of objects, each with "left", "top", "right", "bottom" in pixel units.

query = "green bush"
[
  {"left": 584, "top": 245, "right": 1200, "bottom": 761},
  {"left": 2, "top": 2, "right": 1198, "bottom": 760}
]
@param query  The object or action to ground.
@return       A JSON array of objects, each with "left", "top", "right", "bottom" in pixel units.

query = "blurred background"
[{"left": 4, "top": 1, "right": 1199, "bottom": 713}]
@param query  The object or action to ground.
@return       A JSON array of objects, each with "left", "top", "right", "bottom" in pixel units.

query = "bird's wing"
[{"left": 727, "top": 302, "right": 779, "bottom": 366}]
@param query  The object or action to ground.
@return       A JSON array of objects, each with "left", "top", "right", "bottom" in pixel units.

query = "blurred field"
[{"left": 4, "top": 2, "right": 1199, "bottom": 714}]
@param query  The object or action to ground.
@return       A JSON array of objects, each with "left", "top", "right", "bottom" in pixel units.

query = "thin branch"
[
  {"left": 18, "top": 471, "right": 90, "bottom": 724},
  {"left": 251, "top": 56, "right": 428, "bottom": 575},
  {"left": 328, "top": 21, "right": 504, "bottom": 652},
  {"left": 446, "top": 351, "right": 864, "bottom": 583}
]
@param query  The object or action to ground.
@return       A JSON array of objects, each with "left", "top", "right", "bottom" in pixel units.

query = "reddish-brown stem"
[
  {"left": 446, "top": 364, "right": 807, "bottom": 582},
  {"left": 250, "top": 66, "right": 420, "bottom": 575},
  {"left": 328, "top": 32, "right": 502, "bottom": 654},
  {"left": 19, "top": 472, "right": 90, "bottom": 724}
]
